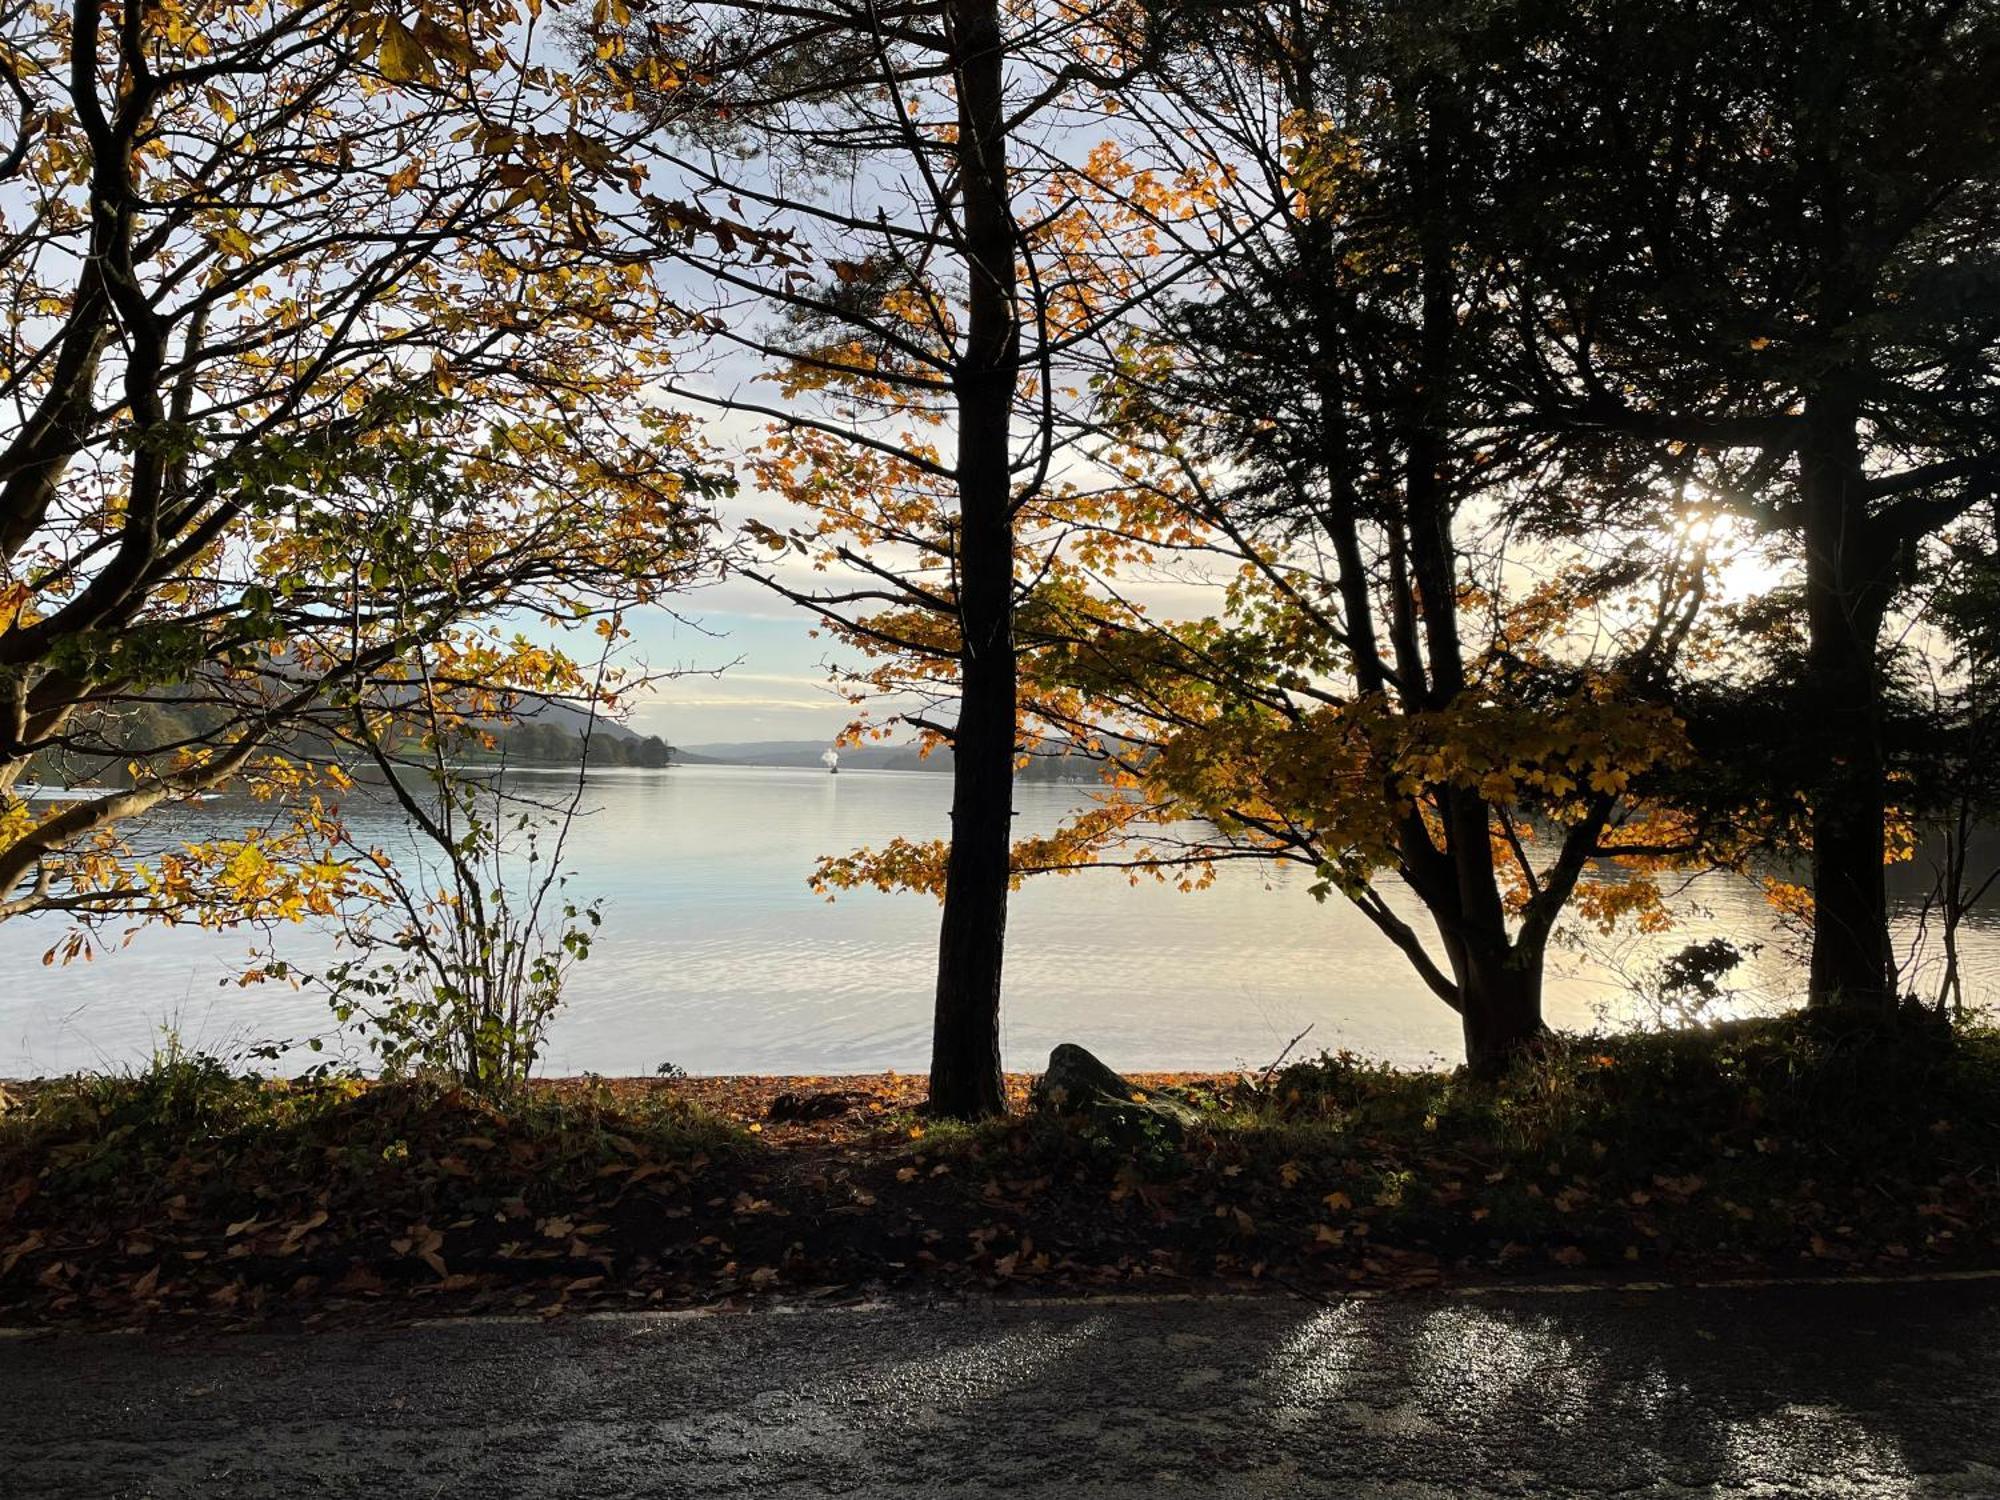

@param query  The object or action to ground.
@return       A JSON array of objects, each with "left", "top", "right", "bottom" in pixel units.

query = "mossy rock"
[
  {"left": 1032, "top": 1044, "right": 1139, "bottom": 1113},
  {"left": 1031, "top": 1044, "right": 1198, "bottom": 1142}
]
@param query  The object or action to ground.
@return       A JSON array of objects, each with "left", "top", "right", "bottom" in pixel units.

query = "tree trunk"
[
  {"left": 1456, "top": 944, "right": 1547, "bottom": 1080},
  {"left": 928, "top": 0, "right": 1016, "bottom": 1121},
  {"left": 1798, "top": 398, "right": 1897, "bottom": 1014},
  {"left": 929, "top": 636, "right": 1013, "bottom": 1119}
]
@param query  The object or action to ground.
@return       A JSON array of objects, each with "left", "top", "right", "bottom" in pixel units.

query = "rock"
[
  {"left": 1032, "top": 1046, "right": 1204, "bottom": 1148},
  {"left": 1031, "top": 1044, "right": 1140, "bottom": 1114},
  {"left": 766, "top": 1089, "right": 871, "bottom": 1123}
]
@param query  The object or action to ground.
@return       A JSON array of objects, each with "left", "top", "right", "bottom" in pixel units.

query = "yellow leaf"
[{"left": 378, "top": 21, "right": 430, "bottom": 82}]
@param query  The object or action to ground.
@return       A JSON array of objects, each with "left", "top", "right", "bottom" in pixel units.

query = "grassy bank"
[{"left": 3, "top": 1016, "right": 1998, "bottom": 1326}]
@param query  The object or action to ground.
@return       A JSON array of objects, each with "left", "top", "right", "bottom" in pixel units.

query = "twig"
[{"left": 1257, "top": 1024, "right": 1315, "bottom": 1090}]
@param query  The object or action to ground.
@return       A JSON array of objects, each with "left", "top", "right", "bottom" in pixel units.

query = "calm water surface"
[{"left": 2, "top": 765, "right": 1995, "bottom": 1076}]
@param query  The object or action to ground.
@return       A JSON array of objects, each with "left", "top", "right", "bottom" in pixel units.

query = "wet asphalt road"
[{"left": 4, "top": 1280, "right": 1999, "bottom": 1498}]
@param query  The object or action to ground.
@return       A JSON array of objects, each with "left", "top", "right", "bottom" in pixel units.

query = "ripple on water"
[{"left": 1, "top": 766, "right": 1994, "bottom": 1076}]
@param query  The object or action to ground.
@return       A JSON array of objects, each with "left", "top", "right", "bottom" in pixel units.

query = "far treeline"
[
  {"left": 0, "top": 0, "right": 1995, "bottom": 1115},
  {"left": 459, "top": 720, "right": 671, "bottom": 769},
  {"left": 23, "top": 698, "right": 677, "bottom": 780}
]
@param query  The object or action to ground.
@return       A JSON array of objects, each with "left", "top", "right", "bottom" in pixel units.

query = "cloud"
[
  {"left": 638, "top": 669, "right": 845, "bottom": 709},
  {"left": 648, "top": 695, "right": 841, "bottom": 712},
  {"left": 677, "top": 671, "right": 834, "bottom": 688}
]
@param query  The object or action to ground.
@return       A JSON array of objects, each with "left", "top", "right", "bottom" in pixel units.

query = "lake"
[{"left": 2, "top": 765, "right": 1995, "bottom": 1078}]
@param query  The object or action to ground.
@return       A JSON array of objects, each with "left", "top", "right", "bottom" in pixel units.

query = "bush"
[{"left": 267, "top": 734, "right": 605, "bottom": 1091}]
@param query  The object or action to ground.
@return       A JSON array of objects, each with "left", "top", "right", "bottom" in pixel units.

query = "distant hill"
[
  {"left": 483, "top": 701, "right": 673, "bottom": 767},
  {"left": 27, "top": 690, "right": 678, "bottom": 785},
  {"left": 34, "top": 700, "right": 1096, "bottom": 783},
  {"left": 521, "top": 699, "right": 649, "bottom": 742},
  {"left": 676, "top": 739, "right": 1099, "bottom": 781},
  {"left": 678, "top": 739, "right": 941, "bottom": 771},
  {"left": 485, "top": 718, "right": 671, "bottom": 768}
]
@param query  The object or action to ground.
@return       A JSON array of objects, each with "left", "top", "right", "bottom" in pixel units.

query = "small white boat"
[{"left": 821, "top": 748, "right": 839, "bottom": 775}]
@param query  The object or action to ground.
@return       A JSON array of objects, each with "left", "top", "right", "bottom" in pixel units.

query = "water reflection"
[{"left": 0, "top": 765, "right": 1994, "bottom": 1076}]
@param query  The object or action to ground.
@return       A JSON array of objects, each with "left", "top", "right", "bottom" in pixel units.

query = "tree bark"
[
  {"left": 1454, "top": 941, "right": 1548, "bottom": 1079},
  {"left": 927, "top": 0, "right": 1016, "bottom": 1120},
  {"left": 1798, "top": 397, "right": 1897, "bottom": 1014}
]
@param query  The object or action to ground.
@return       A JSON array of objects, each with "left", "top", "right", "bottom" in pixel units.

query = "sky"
[
  {"left": 612, "top": 564, "right": 1232, "bottom": 749},
  {"left": 618, "top": 574, "right": 861, "bottom": 748},
  {"left": 599, "top": 389, "right": 887, "bottom": 749}
]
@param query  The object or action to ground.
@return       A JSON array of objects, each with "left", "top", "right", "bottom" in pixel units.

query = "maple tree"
[
  {"left": 988, "top": 0, "right": 1731, "bottom": 1075},
  {"left": 597, "top": 0, "right": 1173, "bottom": 1115},
  {"left": 0, "top": 0, "right": 722, "bottom": 929}
]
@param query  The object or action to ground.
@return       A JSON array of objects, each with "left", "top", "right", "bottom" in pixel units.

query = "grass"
[{"left": 3, "top": 1014, "right": 1997, "bottom": 1325}]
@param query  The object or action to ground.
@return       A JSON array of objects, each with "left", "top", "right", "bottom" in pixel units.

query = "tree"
[
  {"left": 1495, "top": 0, "right": 2000, "bottom": 1014},
  {"left": 600, "top": 0, "right": 1162, "bottom": 1114},
  {"left": 1920, "top": 495, "right": 2000, "bottom": 1017},
  {"left": 0, "top": 0, "right": 720, "bottom": 928},
  {"left": 1023, "top": 0, "right": 1715, "bottom": 1074}
]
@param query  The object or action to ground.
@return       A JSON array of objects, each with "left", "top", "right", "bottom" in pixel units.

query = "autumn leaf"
[
  {"left": 376, "top": 20, "right": 432, "bottom": 82},
  {"left": 279, "top": 1211, "right": 329, "bottom": 1251}
]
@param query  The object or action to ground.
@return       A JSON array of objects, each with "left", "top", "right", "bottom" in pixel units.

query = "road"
[{"left": 4, "top": 1279, "right": 2000, "bottom": 1497}]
